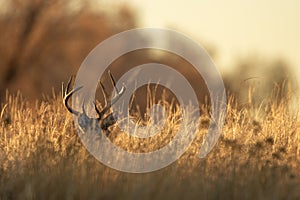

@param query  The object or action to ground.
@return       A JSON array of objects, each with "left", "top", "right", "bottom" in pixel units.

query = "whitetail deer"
[{"left": 63, "top": 70, "right": 126, "bottom": 136}]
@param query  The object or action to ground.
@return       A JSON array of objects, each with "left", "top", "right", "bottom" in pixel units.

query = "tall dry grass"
[{"left": 0, "top": 86, "right": 299, "bottom": 200}]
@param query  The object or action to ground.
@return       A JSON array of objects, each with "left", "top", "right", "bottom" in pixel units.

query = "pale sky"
[{"left": 116, "top": 0, "right": 300, "bottom": 77}]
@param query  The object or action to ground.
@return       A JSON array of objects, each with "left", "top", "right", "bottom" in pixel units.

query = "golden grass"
[{"left": 0, "top": 88, "right": 299, "bottom": 200}]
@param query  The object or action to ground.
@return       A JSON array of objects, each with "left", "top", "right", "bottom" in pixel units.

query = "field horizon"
[{"left": 0, "top": 86, "right": 299, "bottom": 200}]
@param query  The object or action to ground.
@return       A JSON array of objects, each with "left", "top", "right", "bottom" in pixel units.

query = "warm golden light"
[{"left": 128, "top": 0, "right": 300, "bottom": 74}]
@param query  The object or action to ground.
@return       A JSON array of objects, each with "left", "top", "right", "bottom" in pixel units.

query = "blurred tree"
[
  {"left": 223, "top": 55, "right": 297, "bottom": 106},
  {"left": 0, "top": 0, "right": 137, "bottom": 101}
]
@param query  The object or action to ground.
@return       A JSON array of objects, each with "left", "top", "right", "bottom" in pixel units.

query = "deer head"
[{"left": 62, "top": 70, "right": 125, "bottom": 136}]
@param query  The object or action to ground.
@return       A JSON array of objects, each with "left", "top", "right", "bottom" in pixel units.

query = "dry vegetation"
[{"left": 0, "top": 87, "right": 299, "bottom": 200}]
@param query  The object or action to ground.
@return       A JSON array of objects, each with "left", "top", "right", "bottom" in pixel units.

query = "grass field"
[{"left": 0, "top": 88, "right": 299, "bottom": 200}]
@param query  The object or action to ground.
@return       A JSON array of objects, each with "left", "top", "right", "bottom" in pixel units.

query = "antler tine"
[
  {"left": 96, "top": 81, "right": 111, "bottom": 118},
  {"left": 108, "top": 70, "right": 126, "bottom": 105},
  {"left": 93, "top": 101, "right": 102, "bottom": 119},
  {"left": 62, "top": 82, "right": 65, "bottom": 100},
  {"left": 95, "top": 71, "right": 126, "bottom": 119},
  {"left": 108, "top": 70, "right": 119, "bottom": 93},
  {"left": 62, "top": 76, "right": 73, "bottom": 106},
  {"left": 99, "top": 82, "right": 108, "bottom": 107},
  {"left": 93, "top": 81, "right": 108, "bottom": 119},
  {"left": 62, "top": 75, "right": 72, "bottom": 98},
  {"left": 63, "top": 76, "right": 83, "bottom": 116},
  {"left": 110, "top": 83, "right": 126, "bottom": 105}
]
